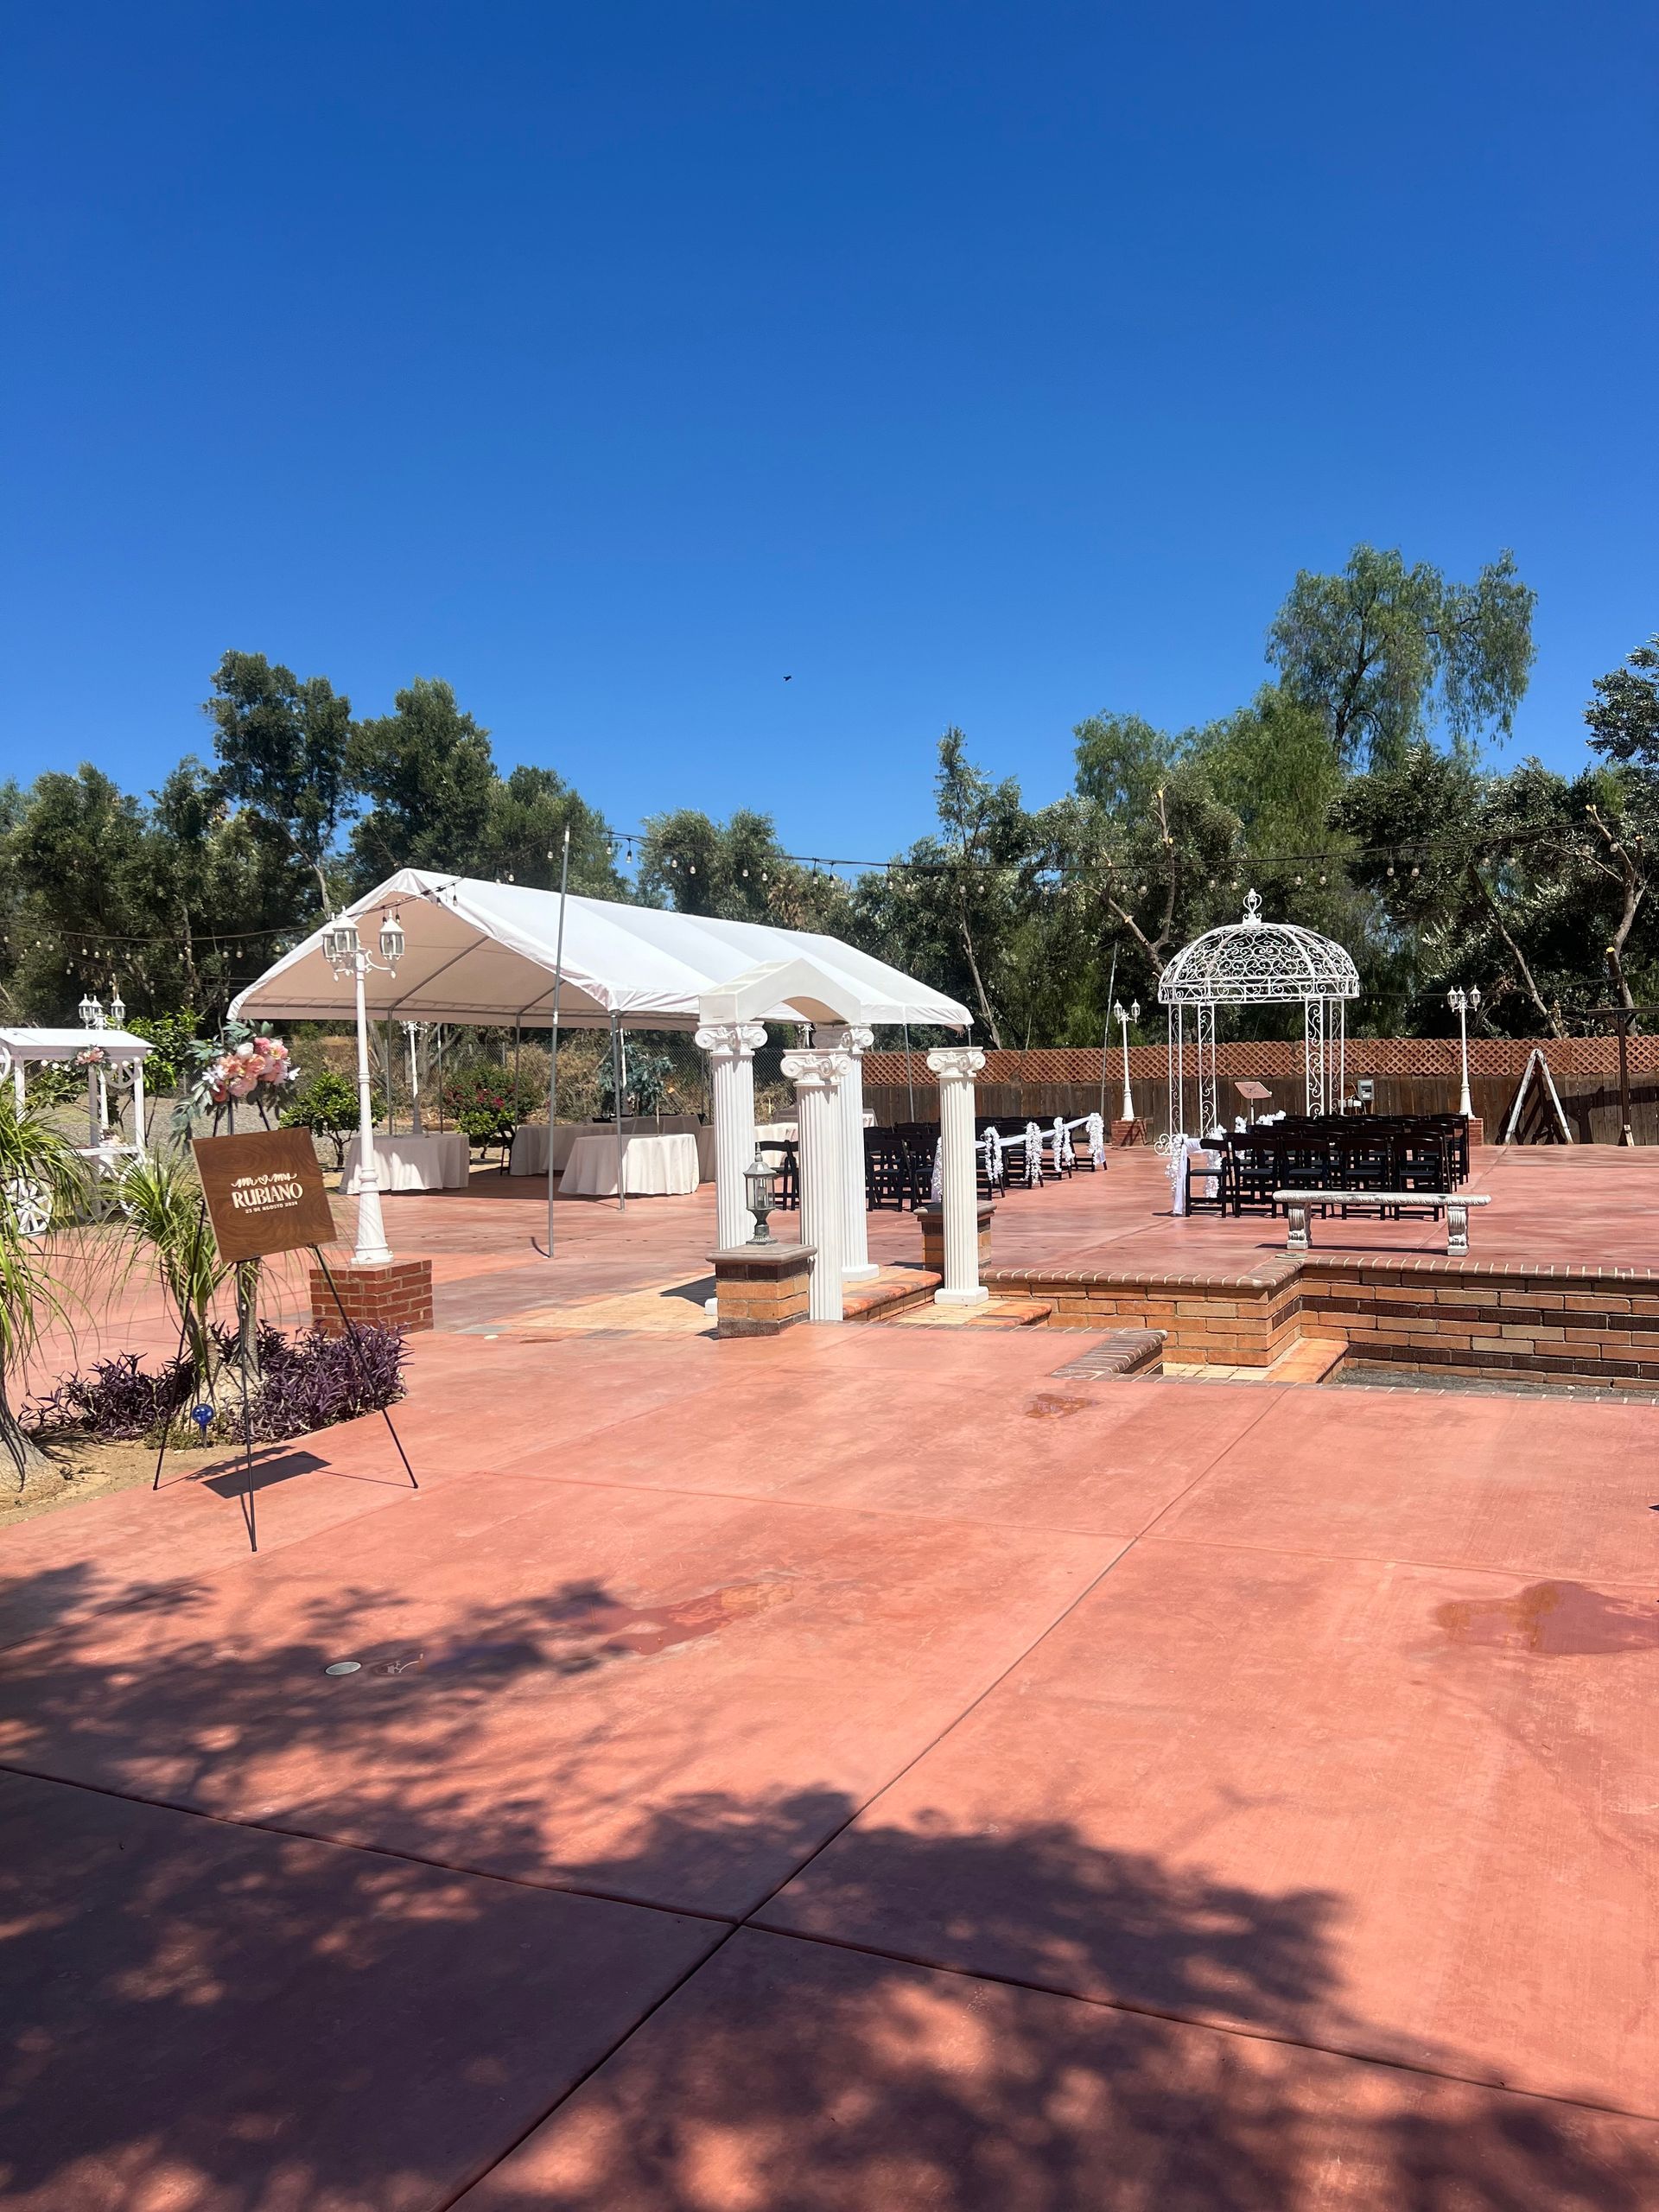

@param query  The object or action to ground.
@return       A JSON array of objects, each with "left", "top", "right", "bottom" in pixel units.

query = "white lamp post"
[
  {"left": 1447, "top": 985, "right": 1482, "bottom": 1118},
  {"left": 324, "top": 912, "right": 404, "bottom": 1266},
  {"left": 1113, "top": 998, "right": 1140, "bottom": 1122}
]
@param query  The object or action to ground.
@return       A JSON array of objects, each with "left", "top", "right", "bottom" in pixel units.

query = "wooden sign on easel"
[{"left": 192, "top": 1128, "right": 337, "bottom": 1261}]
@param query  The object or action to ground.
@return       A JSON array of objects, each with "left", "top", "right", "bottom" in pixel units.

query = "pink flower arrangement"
[{"left": 206, "top": 1035, "right": 296, "bottom": 1105}]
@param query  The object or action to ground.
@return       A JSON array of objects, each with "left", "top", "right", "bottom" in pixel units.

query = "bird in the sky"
[{"left": 784, "top": 674, "right": 792, "bottom": 681}]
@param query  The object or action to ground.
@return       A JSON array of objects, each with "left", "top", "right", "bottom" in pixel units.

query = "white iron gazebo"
[{"left": 1158, "top": 891, "right": 1360, "bottom": 1136}]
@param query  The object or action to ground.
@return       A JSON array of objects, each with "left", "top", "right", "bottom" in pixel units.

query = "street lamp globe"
[{"left": 378, "top": 916, "right": 405, "bottom": 967}]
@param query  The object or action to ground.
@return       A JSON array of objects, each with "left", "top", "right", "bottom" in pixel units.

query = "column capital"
[
  {"left": 695, "top": 1020, "right": 768, "bottom": 1059},
  {"left": 781, "top": 1048, "right": 851, "bottom": 1092},
  {"left": 817, "top": 1023, "right": 874, "bottom": 1056},
  {"left": 926, "top": 1046, "right": 986, "bottom": 1084}
]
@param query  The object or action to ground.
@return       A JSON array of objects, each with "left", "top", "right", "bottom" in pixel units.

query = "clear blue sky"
[{"left": 4, "top": 2, "right": 1655, "bottom": 861}]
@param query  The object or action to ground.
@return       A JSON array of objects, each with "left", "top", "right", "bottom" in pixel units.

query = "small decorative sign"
[{"left": 193, "top": 1128, "right": 336, "bottom": 1262}]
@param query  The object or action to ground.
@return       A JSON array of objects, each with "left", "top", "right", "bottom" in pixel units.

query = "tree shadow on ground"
[{"left": 0, "top": 1568, "right": 1653, "bottom": 2211}]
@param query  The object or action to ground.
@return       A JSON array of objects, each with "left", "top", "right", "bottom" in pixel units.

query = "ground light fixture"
[
  {"left": 744, "top": 1153, "right": 780, "bottom": 1243},
  {"left": 324, "top": 911, "right": 404, "bottom": 1265}
]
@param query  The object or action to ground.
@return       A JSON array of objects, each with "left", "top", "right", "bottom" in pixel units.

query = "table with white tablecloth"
[
  {"left": 561, "top": 1130, "right": 702, "bottom": 1198},
  {"left": 510, "top": 1116, "right": 707, "bottom": 1179},
  {"left": 340, "top": 1130, "right": 472, "bottom": 1193}
]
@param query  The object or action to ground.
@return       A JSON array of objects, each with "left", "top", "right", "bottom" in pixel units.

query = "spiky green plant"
[
  {"left": 116, "top": 1147, "right": 266, "bottom": 1440},
  {"left": 0, "top": 1091, "right": 91, "bottom": 1483},
  {"left": 116, "top": 1150, "right": 234, "bottom": 1420}
]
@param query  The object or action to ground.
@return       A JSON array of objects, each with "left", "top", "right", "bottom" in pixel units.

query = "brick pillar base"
[
  {"left": 1111, "top": 1117, "right": 1148, "bottom": 1147},
  {"left": 1465, "top": 1115, "right": 1485, "bottom": 1147},
  {"left": 308, "top": 1257, "right": 434, "bottom": 1338},
  {"left": 709, "top": 1243, "right": 815, "bottom": 1338},
  {"left": 917, "top": 1201, "right": 993, "bottom": 1277}
]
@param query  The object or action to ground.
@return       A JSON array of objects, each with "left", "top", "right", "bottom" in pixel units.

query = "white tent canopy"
[{"left": 230, "top": 869, "right": 972, "bottom": 1033}]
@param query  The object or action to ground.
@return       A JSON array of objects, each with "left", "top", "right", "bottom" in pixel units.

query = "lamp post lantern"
[
  {"left": 324, "top": 912, "right": 404, "bottom": 1266},
  {"left": 1447, "top": 985, "right": 1481, "bottom": 1119},
  {"left": 1113, "top": 998, "right": 1140, "bottom": 1122}
]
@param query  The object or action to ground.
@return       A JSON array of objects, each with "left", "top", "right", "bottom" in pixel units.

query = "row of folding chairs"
[{"left": 1185, "top": 1115, "right": 1471, "bottom": 1221}]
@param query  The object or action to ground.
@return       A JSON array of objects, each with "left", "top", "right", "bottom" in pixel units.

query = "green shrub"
[
  {"left": 280, "top": 1070, "right": 378, "bottom": 1167},
  {"left": 124, "top": 1011, "right": 200, "bottom": 1092},
  {"left": 440, "top": 1063, "right": 543, "bottom": 1145}
]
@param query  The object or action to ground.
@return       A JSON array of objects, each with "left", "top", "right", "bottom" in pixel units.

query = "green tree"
[
  {"left": 346, "top": 677, "right": 498, "bottom": 882},
  {"left": 1585, "top": 632, "right": 1659, "bottom": 768},
  {"left": 205, "top": 651, "right": 354, "bottom": 915},
  {"left": 1071, "top": 712, "right": 1178, "bottom": 817},
  {"left": 638, "top": 808, "right": 791, "bottom": 919},
  {"left": 474, "top": 766, "right": 624, "bottom": 895},
  {"left": 1268, "top": 544, "right": 1535, "bottom": 768}
]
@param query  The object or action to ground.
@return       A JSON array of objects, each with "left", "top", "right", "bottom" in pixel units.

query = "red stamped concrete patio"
[{"left": 3, "top": 1148, "right": 1657, "bottom": 2207}]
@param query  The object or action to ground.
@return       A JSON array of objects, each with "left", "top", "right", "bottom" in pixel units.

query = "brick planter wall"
[
  {"left": 1300, "top": 1257, "right": 1659, "bottom": 1389},
  {"left": 917, "top": 1201, "right": 994, "bottom": 1277},
  {"left": 710, "top": 1243, "right": 815, "bottom": 1337},
  {"left": 982, "top": 1257, "right": 1304, "bottom": 1366},
  {"left": 981, "top": 1253, "right": 1659, "bottom": 1390},
  {"left": 308, "top": 1257, "right": 434, "bottom": 1338}
]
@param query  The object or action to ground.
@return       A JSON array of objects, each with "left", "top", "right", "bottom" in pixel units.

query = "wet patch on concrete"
[
  {"left": 1434, "top": 1581, "right": 1659, "bottom": 1657},
  {"left": 1024, "top": 1394, "right": 1094, "bottom": 1420}
]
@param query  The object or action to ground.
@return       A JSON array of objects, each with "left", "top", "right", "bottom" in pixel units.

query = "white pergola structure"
[
  {"left": 1157, "top": 892, "right": 1360, "bottom": 1137},
  {"left": 0, "top": 1027, "right": 154, "bottom": 1160},
  {"left": 697, "top": 957, "right": 881, "bottom": 1302}
]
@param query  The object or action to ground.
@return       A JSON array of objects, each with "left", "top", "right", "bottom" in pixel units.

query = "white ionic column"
[
  {"left": 695, "top": 1020, "right": 767, "bottom": 1252},
  {"left": 926, "top": 1046, "right": 988, "bottom": 1306},
  {"left": 780, "top": 1048, "right": 850, "bottom": 1322},
  {"left": 817, "top": 1023, "right": 878, "bottom": 1281}
]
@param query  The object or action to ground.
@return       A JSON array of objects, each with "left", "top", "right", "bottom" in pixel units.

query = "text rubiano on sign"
[{"left": 192, "top": 1128, "right": 338, "bottom": 1263}]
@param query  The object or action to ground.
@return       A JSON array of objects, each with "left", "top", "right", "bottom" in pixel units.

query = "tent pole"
[
  {"left": 543, "top": 828, "right": 570, "bottom": 1258},
  {"left": 1100, "top": 944, "right": 1117, "bottom": 1128},
  {"left": 384, "top": 1016, "right": 395, "bottom": 1135},
  {"left": 611, "top": 1012, "right": 626, "bottom": 1212}
]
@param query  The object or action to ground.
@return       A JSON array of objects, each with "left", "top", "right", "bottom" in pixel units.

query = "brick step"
[
  {"left": 842, "top": 1268, "right": 942, "bottom": 1323},
  {"left": 887, "top": 1298, "right": 1056, "bottom": 1330},
  {"left": 1049, "top": 1329, "right": 1166, "bottom": 1377}
]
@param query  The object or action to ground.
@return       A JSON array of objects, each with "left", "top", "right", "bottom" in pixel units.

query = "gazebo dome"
[{"left": 1159, "top": 892, "right": 1359, "bottom": 1007}]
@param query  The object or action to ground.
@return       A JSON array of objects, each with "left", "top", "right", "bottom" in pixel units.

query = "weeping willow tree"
[{"left": 0, "top": 1090, "right": 91, "bottom": 1483}]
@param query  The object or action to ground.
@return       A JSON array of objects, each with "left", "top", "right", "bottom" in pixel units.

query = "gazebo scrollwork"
[{"left": 1157, "top": 892, "right": 1360, "bottom": 1137}]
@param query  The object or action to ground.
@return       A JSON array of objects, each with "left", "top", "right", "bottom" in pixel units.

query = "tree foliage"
[
  {"left": 3, "top": 571, "right": 1654, "bottom": 1062},
  {"left": 1268, "top": 544, "right": 1535, "bottom": 768}
]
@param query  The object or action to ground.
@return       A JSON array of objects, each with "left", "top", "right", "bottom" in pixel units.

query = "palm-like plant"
[
  {"left": 0, "top": 1091, "right": 91, "bottom": 1483},
  {"left": 117, "top": 1149, "right": 267, "bottom": 1434}
]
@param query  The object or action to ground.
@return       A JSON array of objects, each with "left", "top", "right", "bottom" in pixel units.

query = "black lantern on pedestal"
[{"left": 743, "top": 1153, "right": 779, "bottom": 1243}]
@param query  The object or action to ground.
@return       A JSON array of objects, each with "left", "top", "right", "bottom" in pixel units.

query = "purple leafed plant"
[
  {"left": 29, "top": 1351, "right": 195, "bottom": 1441},
  {"left": 29, "top": 1324, "right": 406, "bottom": 1446}
]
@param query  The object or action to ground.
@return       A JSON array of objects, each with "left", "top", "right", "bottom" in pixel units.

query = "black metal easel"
[
  {"left": 151, "top": 1216, "right": 418, "bottom": 1554},
  {"left": 150, "top": 1199, "right": 263, "bottom": 1552}
]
